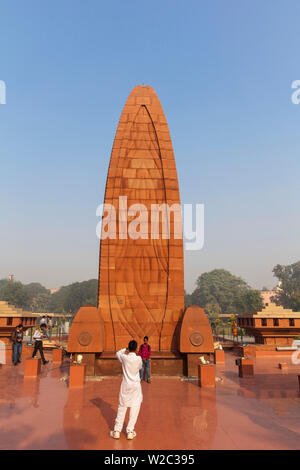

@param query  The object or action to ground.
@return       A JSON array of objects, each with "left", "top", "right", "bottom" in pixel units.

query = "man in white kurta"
[{"left": 111, "top": 340, "right": 143, "bottom": 439}]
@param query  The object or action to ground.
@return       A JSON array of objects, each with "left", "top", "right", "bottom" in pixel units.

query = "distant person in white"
[{"left": 110, "top": 340, "right": 142, "bottom": 440}]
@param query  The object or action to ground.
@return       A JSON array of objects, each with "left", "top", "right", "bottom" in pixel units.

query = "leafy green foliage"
[
  {"left": 184, "top": 290, "right": 193, "bottom": 308},
  {"left": 0, "top": 278, "right": 98, "bottom": 314},
  {"left": 50, "top": 279, "right": 98, "bottom": 313},
  {"left": 30, "top": 292, "right": 53, "bottom": 312},
  {"left": 234, "top": 290, "right": 263, "bottom": 314},
  {"left": 0, "top": 280, "right": 31, "bottom": 309},
  {"left": 191, "top": 269, "right": 263, "bottom": 315},
  {"left": 272, "top": 262, "right": 300, "bottom": 310},
  {"left": 204, "top": 302, "right": 221, "bottom": 319}
]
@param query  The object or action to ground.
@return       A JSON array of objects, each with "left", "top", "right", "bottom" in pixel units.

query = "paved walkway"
[{"left": 0, "top": 352, "right": 300, "bottom": 449}]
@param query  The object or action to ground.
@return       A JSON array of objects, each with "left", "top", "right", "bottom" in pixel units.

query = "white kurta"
[{"left": 116, "top": 348, "right": 143, "bottom": 407}]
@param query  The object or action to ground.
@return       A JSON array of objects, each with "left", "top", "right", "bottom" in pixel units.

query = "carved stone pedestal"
[
  {"left": 238, "top": 359, "right": 254, "bottom": 377},
  {"left": 24, "top": 358, "right": 41, "bottom": 377},
  {"left": 198, "top": 364, "right": 215, "bottom": 387},
  {"left": 69, "top": 364, "right": 85, "bottom": 388}
]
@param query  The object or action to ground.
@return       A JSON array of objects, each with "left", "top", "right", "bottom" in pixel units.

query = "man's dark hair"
[
  {"left": 144, "top": 336, "right": 148, "bottom": 341},
  {"left": 128, "top": 340, "right": 137, "bottom": 352},
  {"left": 16, "top": 324, "right": 23, "bottom": 328}
]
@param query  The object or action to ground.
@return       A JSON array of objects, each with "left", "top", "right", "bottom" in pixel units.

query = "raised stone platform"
[
  {"left": 95, "top": 351, "right": 186, "bottom": 377},
  {"left": 238, "top": 344, "right": 300, "bottom": 358}
]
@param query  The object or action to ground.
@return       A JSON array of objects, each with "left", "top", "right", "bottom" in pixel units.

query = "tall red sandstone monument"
[
  {"left": 98, "top": 85, "right": 184, "bottom": 352},
  {"left": 68, "top": 85, "right": 214, "bottom": 375}
]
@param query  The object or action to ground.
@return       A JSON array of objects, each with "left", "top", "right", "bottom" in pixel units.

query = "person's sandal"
[
  {"left": 110, "top": 430, "right": 120, "bottom": 439},
  {"left": 127, "top": 431, "right": 137, "bottom": 440}
]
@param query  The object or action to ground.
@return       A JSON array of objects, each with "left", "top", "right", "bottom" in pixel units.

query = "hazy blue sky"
[{"left": 1, "top": 0, "right": 299, "bottom": 293}]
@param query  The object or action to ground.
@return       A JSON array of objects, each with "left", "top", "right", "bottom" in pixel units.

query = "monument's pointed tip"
[{"left": 130, "top": 84, "right": 156, "bottom": 95}]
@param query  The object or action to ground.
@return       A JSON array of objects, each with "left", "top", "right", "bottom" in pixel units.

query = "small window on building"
[
  {"left": 7, "top": 318, "right": 13, "bottom": 326},
  {"left": 273, "top": 318, "right": 279, "bottom": 327},
  {"left": 289, "top": 318, "right": 295, "bottom": 327},
  {"left": 262, "top": 318, "right": 267, "bottom": 326}
]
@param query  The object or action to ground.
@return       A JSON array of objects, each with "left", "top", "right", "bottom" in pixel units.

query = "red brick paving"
[{"left": 0, "top": 351, "right": 300, "bottom": 450}]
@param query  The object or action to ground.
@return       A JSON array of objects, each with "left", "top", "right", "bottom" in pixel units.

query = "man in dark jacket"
[
  {"left": 32, "top": 325, "right": 49, "bottom": 365},
  {"left": 11, "top": 324, "right": 23, "bottom": 366}
]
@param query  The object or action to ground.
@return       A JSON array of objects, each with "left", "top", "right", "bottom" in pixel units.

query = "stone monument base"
[
  {"left": 72, "top": 351, "right": 188, "bottom": 377},
  {"left": 96, "top": 351, "right": 186, "bottom": 376}
]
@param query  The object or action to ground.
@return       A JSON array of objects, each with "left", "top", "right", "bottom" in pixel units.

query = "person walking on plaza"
[
  {"left": 138, "top": 336, "right": 151, "bottom": 383},
  {"left": 47, "top": 316, "right": 52, "bottom": 340},
  {"left": 40, "top": 315, "right": 47, "bottom": 327},
  {"left": 110, "top": 340, "right": 143, "bottom": 440},
  {"left": 39, "top": 315, "right": 49, "bottom": 338},
  {"left": 11, "top": 324, "right": 23, "bottom": 366},
  {"left": 32, "top": 325, "right": 49, "bottom": 365}
]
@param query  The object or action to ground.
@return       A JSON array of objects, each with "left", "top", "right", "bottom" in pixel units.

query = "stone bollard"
[
  {"left": 237, "top": 358, "right": 254, "bottom": 377},
  {"left": 198, "top": 363, "right": 215, "bottom": 387},
  {"left": 24, "top": 358, "right": 41, "bottom": 377},
  {"left": 52, "top": 348, "right": 63, "bottom": 363},
  {"left": 214, "top": 349, "right": 225, "bottom": 364},
  {"left": 69, "top": 364, "right": 85, "bottom": 388},
  {"left": 23, "top": 345, "right": 34, "bottom": 358}
]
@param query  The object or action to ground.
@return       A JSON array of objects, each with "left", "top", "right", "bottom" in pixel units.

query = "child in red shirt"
[{"left": 138, "top": 336, "right": 151, "bottom": 383}]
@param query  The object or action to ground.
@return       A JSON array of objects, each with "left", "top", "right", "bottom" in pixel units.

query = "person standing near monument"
[
  {"left": 138, "top": 336, "right": 151, "bottom": 383},
  {"left": 47, "top": 316, "right": 52, "bottom": 340},
  {"left": 32, "top": 325, "right": 49, "bottom": 365},
  {"left": 40, "top": 315, "right": 47, "bottom": 327},
  {"left": 110, "top": 340, "right": 143, "bottom": 440},
  {"left": 11, "top": 324, "right": 23, "bottom": 366}
]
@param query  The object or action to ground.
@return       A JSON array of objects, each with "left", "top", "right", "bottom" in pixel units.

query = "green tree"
[
  {"left": 204, "top": 302, "right": 221, "bottom": 320},
  {"left": 272, "top": 261, "right": 300, "bottom": 310},
  {"left": 24, "top": 282, "right": 50, "bottom": 300},
  {"left": 31, "top": 292, "right": 52, "bottom": 312},
  {"left": 191, "top": 269, "right": 250, "bottom": 314},
  {"left": 0, "top": 280, "right": 31, "bottom": 309},
  {"left": 290, "top": 292, "right": 300, "bottom": 311},
  {"left": 24, "top": 282, "right": 51, "bottom": 311},
  {"left": 0, "top": 279, "right": 9, "bottom": 290},
  {"left": 184, "top": 290, "right": 192, "bottom": 308},
  {"left": 234, "top": 290, "right": 263, "bottom": 314},
  {"left": 213, "top": 317, "right": 221, "bottom": 334},
  {"left": 51, "top": 279, "right": 98, "bottom": 313}
]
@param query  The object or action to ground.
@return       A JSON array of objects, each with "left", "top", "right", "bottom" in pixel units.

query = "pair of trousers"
[
  {"left": 140, "top": 359, "right": 150, "bottom": 381},
  {"left": 114, "top": 403, "right": 141, "bottom": 433},
  {"left": 12, "top": 342, "right": 22, "bottom": 365},
  {"left": 32, "top": 341, "right": 46, "bottom": 364}
]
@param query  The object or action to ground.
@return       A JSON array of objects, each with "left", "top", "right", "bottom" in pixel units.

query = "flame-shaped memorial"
[
  {"left": 99, "top": 85, "right": 184, "bottom": 352},
  {"left": 68, "top": 85, "right": 214, "bottom": 376}
]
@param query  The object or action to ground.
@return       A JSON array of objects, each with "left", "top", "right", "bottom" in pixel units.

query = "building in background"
[
  {"left": 261, "top": 288, "right": 280, "bottom": 306},
  {"left": 237, "top": 302, "right": 300, "bottom": 346}
]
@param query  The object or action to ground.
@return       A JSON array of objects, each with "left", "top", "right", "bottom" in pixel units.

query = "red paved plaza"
[{"left": 0, "top": 351, "right": 300, "bottom": 450}]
